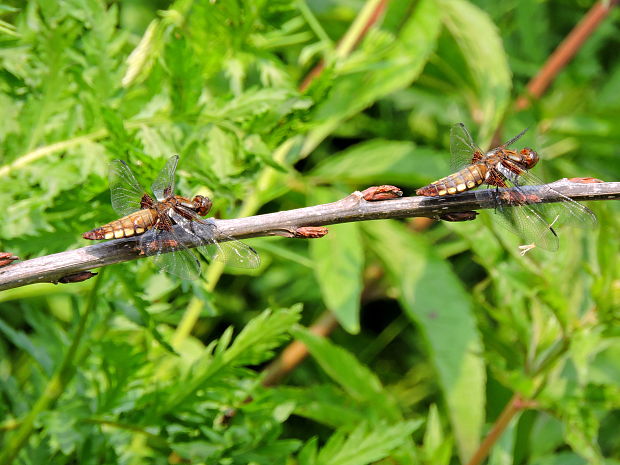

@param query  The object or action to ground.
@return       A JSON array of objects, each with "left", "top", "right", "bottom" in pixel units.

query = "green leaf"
[
  {"left": 165, "top": 306, "right": 301, "bottom": 410},
  {"left": 301, "top": 0, "right": 441, "bottom": 156},
  {"left": 316, "top": 420, "right": 422, "bottom": 465},
  {"left": 207, "top": 125, "right": 237, "bottom": 179},
  {"left": 298, "top": 437, "right": 319, "bottom": 465},
  {"left": 310, "top": 140, "right": 447, "bottom": 187},
  {"left": 277, "top": 385, "right": 369, "bottom": 429},
  {"left": 529, "top": 452, "right": 587, "bottom": 465},
  {"left": 488, "top": 418, "right": 517, "bottom": 465},
  {"left": 0, "top": 317, "right": 54, "bottom": 375},
  {"left": 439, "top": 0, "right": 512, "bottom": 141},
  {"left": 364, "top": 220, "right": 485, "bottom": 462},
  {"left": 423, "top": 404, "right": 452, "bottom": 465},
  {"left": 310, "top": 188, "right": 364, "bottom": 333},
  {"left": 291, "top": 326, "right": 400, "bottom": 422}
]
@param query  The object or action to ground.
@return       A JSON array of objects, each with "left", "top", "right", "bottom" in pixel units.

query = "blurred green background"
[{"left": 0, "top": 0, "right": 619, "bottom": 464}]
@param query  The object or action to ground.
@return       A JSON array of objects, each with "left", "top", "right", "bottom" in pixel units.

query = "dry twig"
[{"left": 0, "top": 180, "right": 618, "bottom": 292}]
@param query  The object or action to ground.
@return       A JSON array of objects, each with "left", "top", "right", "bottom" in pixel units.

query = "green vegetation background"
[{"left": 0, "top": 0, "right": 619, "bottom": 464}]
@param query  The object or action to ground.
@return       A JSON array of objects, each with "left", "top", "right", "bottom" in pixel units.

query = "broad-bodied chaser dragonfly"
[
  {"left": 83, "top": 155, "right": 260, "bottom": 279},
  {"left": 416, "top": 123, "right": 596, "bottom": 250}
]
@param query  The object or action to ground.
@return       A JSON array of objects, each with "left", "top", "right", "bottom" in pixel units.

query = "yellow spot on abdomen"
[
  {"left": 456, "top": 183, "right": 466, "bottom": 192},
  {"left": 104, "top": 232, "right": 114, "bottom": 240},
  {"left": 447, "top": 187, "right": 457, "bottom": 194},
  {"left": 114, "top": 230, "right": 124, "bottom": 239}
]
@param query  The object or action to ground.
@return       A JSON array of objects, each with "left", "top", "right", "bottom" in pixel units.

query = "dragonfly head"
[
  {"left": 192, "top": 195, "right": 212, "bottom": 216},
  {"left": 520, "top": 148, "right": 539, "bottom": 169}
]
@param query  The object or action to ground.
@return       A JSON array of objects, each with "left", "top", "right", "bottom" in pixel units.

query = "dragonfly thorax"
[
  {"left": 166, "top": 194, "right": 212, "bottom": 217},
  {"left": 520, "top": 148, "right": 538, "bottom": 169},
  {"left": 191, "top": 195, "right": 212, "bottom": 216},
  {"left": 501, "top": 148, "right": 539, "bottom": 169}
]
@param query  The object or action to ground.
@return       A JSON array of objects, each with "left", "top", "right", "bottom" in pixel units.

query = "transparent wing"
[
  {"left": 109, "top": 160, "right": 148, "bottom": 217},
  {"left": 450, "top": 123, "right": 485, "bottom": 172},
  {"left": 490, "top": 170, "right": 597, "bottom": 251},
  {"left": 139, "top": 227, "right": 201, "bottom": 280},
  {"left": 171, "top": 212, "right": 260, "bottom": 269},
  {"left": 492, "top": 198, "right": 561, "bottom": 251},
  {"left": 151, "top": 155, "right": 179, "bottom": 201},
  {"left": 198, "top": 237, "right": 261, "bottom": 269},
  {"left": 509, "top": 169, "right": 597, "bottom": 229}
]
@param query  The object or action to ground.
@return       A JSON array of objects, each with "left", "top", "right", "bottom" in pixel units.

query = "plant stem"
[
  {"left": 465, "top": 393, "right": 532, "bottom": 465},
  {"left": 0, "top": 180, "right": 616, "bottom": 292}
]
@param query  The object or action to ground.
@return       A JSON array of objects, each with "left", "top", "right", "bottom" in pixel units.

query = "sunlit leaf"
[{"left": 440, "top": 0, "right": 512, "bottom": 142}]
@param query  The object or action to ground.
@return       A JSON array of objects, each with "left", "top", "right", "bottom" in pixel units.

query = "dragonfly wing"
[
  {"left": 151, "top": 155, "right": 179, "bottom": 201},
  {"left": 493, "top": 198, "right": 560, "bottom": 251},
  {"left": 198, "top": 239, "right": 261, "bottom": 269},
  {"left": 170, "top": 212, "right": 261, "bottom": 269},
  {"left": 490, "top": 169, "right": 597, "bottom": 251},
  {"left": 139, "top": 227, "right": 201, "bottom": 280},
  {"left": 109, "top": 160, "right": 148, "bottom": 217},
  {"left": 510, "top": 169, "right": 597, "bottom": 230},
  {"left": 450, "top": 123, "right": 485, "bottom": 172}
]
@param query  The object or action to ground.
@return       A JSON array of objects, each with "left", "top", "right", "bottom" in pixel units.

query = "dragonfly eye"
[
  {"left": 192, "top": 195, "right": 212, "bottom": 216},
  {"left": 521, "top": 148, "right": 539, "bottom": 168}
]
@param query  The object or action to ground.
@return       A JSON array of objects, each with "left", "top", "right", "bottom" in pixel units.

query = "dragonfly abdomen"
[
  {"left": 416, "top": 164, "right": 487, "bottom": 197},
  {"left": 83, "top": 209, "right": 157, "bottom": 240}
]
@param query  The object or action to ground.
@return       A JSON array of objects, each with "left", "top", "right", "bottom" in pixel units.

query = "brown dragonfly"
[
  {"left": 416, "top": 123, "right": 597, "bottom": 251},
  {"left": 83, "top": 155, "right": 260, "bottom": 279}
]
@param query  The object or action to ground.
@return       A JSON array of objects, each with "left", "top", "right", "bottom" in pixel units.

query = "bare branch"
[{"left": 1, "top": 180, "right": 618, "bottom": 291}]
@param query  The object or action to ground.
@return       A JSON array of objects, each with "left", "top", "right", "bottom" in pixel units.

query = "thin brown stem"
[
  {"left": 299, "top": 0, "right": 389, "bottom": 91},
  {"left": 465, "top": 393, "right": 534, "bottom": 465},
  {"left": 515, "top": 0, "right": 619, "bottom": 110}
]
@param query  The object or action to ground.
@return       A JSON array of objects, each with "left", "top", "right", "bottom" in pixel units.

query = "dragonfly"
[
  {"left": 416, "top": 123, "right": 597, "bottom": 251},
  {"left": 83, "top": 155, "right": 260, "bottom": 279}
]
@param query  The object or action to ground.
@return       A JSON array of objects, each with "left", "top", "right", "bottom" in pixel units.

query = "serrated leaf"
[
  {"left": 165, "top": 307, "right": 301, "bottom": 410},
  {"left": 291, "top": 326, "right": 400, "bottom": 421},
  {"left": 316, "top": 420, "right": 422, "bottom": 465},
  {"left": 364, "top": 220, "right": 485, "bottom": 462}
]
